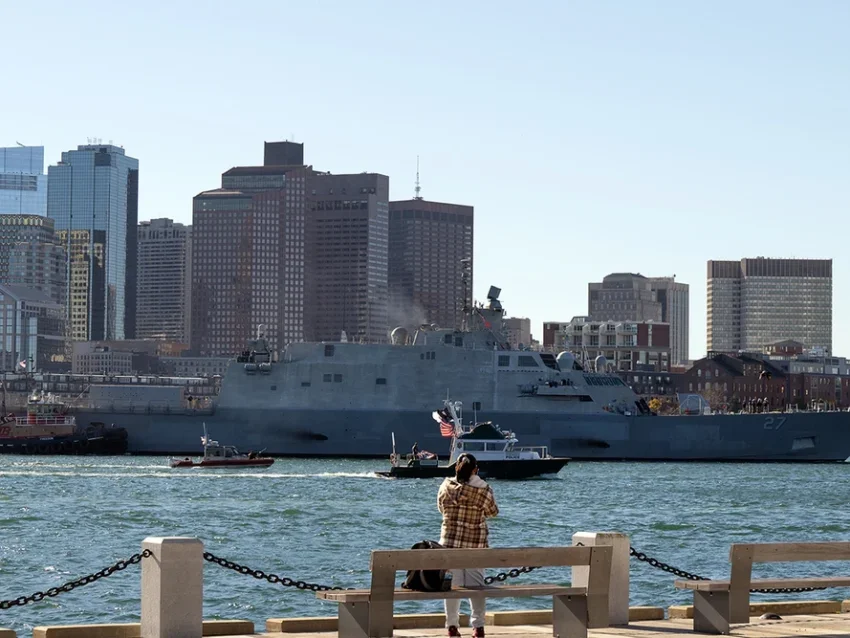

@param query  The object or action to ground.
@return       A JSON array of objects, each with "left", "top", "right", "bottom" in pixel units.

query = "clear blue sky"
[{"left": 4, "top": 1, "right": 848, "bottom": 359}]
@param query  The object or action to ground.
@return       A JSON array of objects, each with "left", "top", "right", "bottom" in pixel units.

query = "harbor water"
[{"left": 1, "top": 456, "right": 848, "bottom": 634}]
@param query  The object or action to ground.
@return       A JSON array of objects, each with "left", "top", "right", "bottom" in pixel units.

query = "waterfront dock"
[{"left": 6, "top": 534, "right": 850, "bottom": 638}]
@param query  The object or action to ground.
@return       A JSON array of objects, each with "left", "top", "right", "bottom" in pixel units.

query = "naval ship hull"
[{"left": 70, "top": 407, "right": 850, "bottom": 462}]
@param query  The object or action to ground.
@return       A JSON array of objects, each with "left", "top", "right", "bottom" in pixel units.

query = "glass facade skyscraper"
[
  {"left": 0, "top": 146, "right": 47, "bottom": 216},
  {"left": 47, "top": 144, "right": 139, "bottom": 341}
]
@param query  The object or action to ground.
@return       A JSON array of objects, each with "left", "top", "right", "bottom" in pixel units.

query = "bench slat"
[
  {"left": 737, "top": 542, "right": 850, "bottom": 563},
  {"left": 369, "top": 546, "right": 592, "bottom": 571},
  {"left": 676, "top": 576, "right": 850, "bottom": 591},
  {"left": 318, "top": 584, "right": 584, "bottom": 603}
]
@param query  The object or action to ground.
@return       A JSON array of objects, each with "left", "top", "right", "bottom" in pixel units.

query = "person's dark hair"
[{"left": 455, "top": 453, "right": 478, "bottom": 483}]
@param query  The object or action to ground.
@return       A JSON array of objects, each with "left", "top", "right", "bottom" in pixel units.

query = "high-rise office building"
[
  {"left": 47, "top": 144, "right": 139, "bottom": 342},
  {"left": 191, "top": 154, "right": 312, "bottom": 356},
  {"left": 646, "top": 277, "right": 689, "bottom": 365},
  {"left": 707, "top": 258, "right": 832, "bottom": 353},
  {"left": 388, "top": 199, "right": 473, "bottom": 331},
  {"left": 588, "top": 272, "right": 690, "bottom": 365},
  {"left": 0, "top": 146, "right": 47, "bottom": 216},
  {"left": 192, "top": 141, "right": 389, "bottom": 354},
  {"left": 306, "top": 172, "right": 389, "bottom": 343},
  {"left": 137, "top": 219, "right": 192, "bottom": 342},
  {"left": 0, "top": 283, "right": 65, "bottom": 372}
]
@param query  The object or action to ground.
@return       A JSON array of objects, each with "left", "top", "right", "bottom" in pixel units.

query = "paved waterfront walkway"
[{"left": 220, "top": 613, "right": 850, "bottom": 637}]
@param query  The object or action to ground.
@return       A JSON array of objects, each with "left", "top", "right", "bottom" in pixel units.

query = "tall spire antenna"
[{"left": 414, "top": 156, "right": 422, "bottom": 200}]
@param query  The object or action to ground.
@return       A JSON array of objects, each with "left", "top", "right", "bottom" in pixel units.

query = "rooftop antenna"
[
  {"left": 414, "top": 156, "right": 422, "bottom": 200},
  {"left": 15, "top": 141, "right": 25, "bottom": 147}
]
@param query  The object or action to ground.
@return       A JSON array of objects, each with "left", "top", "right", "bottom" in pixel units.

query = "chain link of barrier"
[
  {"left": 0, "top": 549, "right": 152, "bottom": 611},
  {"left": 629, "top": 546, "right": 827, "bottom": 594}
]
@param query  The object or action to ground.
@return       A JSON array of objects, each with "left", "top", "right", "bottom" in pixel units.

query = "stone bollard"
[
  {"left": 142, "top": 537, "right": 204, "bottom": 638},
  {"left": 572, "top": 531, "right": 630, "bottom": 626}
]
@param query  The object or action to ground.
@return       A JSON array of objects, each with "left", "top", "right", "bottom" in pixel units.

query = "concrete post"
[
  {"left": 141, "top": 537, "right": 204, "bottom": 638},
  {"left": 572, "top": 531, "right": 630, "bottom": 626}
]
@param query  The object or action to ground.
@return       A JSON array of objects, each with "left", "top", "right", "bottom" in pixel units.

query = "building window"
[
  {"left": 376, "top": 378, "right": 387, "bottom": 385},
  {"left": 270, "top": 385, "right": 277, "bottom": 391},
  {"left": 518, "top": 355, "right": 538, "bottom": 367},
  {"left": 444, "top": 334, "right": 452, "bottom": 344},
  {"left": 472, "top": 401, "right": 482, "bottom": 411},
  {"left": 334, "top": 374, "right": 343, "bottom": 383},
  {"left": 323, "top": 374, "right": 332, "bottom": 382},
  {"left": 324, "top": 345, "right": 334, "bottom": 357},
  {"left": 498, "top": 355, "right": 510, "bottom": 367}
]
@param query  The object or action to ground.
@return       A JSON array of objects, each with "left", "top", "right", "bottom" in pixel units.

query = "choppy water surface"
[{"left": 0, "top": 456, "right": 848, "bottom": 634}]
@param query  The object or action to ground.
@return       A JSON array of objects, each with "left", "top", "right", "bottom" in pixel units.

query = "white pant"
[{"left": 444, "top": 568, "right": 486, "bottom": 629}]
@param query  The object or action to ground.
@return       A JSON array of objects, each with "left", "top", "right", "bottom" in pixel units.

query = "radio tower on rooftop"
[{"left": 414, "top": 156, "right": 422, "bottom": 200}]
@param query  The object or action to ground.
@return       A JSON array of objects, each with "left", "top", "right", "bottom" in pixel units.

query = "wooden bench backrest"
[
  {"left": 727, "top": 541, "right": 850, "bottom": 623},
  {"left": 730, "top": 542, "right": 850, "bottom": 564},
  {"left": 369, "top": 546, "right": 601, "bottom": 572},
  {"left": 366, "top": 545, "right": 612, "bottom": 635}
]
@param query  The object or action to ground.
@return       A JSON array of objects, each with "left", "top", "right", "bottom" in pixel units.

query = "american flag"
[{"left": 432, "top": 411, "right": 456, "bottom": 437}]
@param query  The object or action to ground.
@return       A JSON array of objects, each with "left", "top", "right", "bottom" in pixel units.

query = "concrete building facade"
[
  {"left": 588, "top": 272, "right": 689, "bottom": 366},
  {"left": 503, "top": 317, "right": 532, "bottom": 350},
  {"left": 388, "top": 199, "right": 473, "bottom": 332},
  {"left": 137, "top": 218, "right": 192, "bottom": 342},
  {"left": 557, "top": 316, "right": 671, "bottom": 372},
  {"left": 707, "top": 258, "right": 832, "bottom": 353}
]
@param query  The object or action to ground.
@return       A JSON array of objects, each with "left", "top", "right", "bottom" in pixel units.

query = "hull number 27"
[{"left": 764, "top": 416, "right": 786, "bottom": 430}]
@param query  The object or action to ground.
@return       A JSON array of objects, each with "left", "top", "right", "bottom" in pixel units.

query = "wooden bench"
[
  {"left": 317, "top": 545, "right": 612, "bottom": 638},
  {"left": 675, "top": 541, "right": 850, "bottom": 634}
]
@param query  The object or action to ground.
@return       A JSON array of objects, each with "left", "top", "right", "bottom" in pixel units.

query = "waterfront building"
[
  {"left": 503, "top": 317, "right": 532, "bottom": 350},
  {"left": 557, "top": 315, "right": 671, "bottom": 372},
  {"left": 0, "top": 283, "right": 65, "bottom": 372},
  {"left": 192, "top": 142, "right": 312, "bottom": 356},
  {"left": 307, "top": 172, "right": 390, "bottom": 344},
  {"left": 0, "top": 214, "right": 65, "bottom": 306},
  {"left": 542, "top": 321, "right": 570, "bottom": 351},
  {"left": 588, "top": 272, "right": 689, "bottom": 366},
  {"left": 388, "top": 199, "right": 473, "bottom": 332},
  {"left": 0, "top": 145, "right": 47, "bottom": 216},
  {"left": 47, "top": 144, "right": 140, "bottom": 341},
  {"left": 706, "top": 258, "right": 832, "bottom": 353},
  {"left": 137, "top": 218, "right": 192, "bottom": 342}
]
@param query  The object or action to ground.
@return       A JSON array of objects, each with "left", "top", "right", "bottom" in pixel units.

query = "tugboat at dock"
[
  {"left": 377, "top": 399, "right": 569, "bottom": 480},
  {"left": 0, "top": 391, "right": 128, "bottom": 455}
]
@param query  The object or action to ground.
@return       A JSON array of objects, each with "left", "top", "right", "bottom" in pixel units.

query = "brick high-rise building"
[
  {"left": 137, "top": 219, "right": 192, "bottom": 342},
  {"left": 306, "top": 172, "right": 389, "bottom": 343},
  {"left": 388, "top": 199, "right": 473, "bottom": 332},
  {"left": 191, "top": 161, "right": 312, "bottom": 356},
  {"left": 707, "top": 258, "right": 832, "bottom": 354}
]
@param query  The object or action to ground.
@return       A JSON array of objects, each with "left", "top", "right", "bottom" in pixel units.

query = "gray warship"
[{"left": 46, "top": 287, "right": 850, "bottom": 461}]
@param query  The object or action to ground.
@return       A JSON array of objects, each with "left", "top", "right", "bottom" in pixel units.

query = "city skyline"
[{"left": 3, "top": 1, "right": 848, "bottom": 358}]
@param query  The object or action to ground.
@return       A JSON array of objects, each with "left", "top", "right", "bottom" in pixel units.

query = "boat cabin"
[{"left": 449, "top": 422, "right": 549, "bottom": 463}]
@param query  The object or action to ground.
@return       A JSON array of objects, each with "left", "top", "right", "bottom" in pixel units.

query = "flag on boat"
[
  {"left": 18, "top": 360, "right": 26, "bottom": 369},
  {"left": 432, "top": 410, "right": 456, "bottom": 437}
]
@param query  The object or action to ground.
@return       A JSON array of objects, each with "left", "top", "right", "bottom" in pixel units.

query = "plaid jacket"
[{"left": 437, "top": 475, "right": 499, "bottom": 548}]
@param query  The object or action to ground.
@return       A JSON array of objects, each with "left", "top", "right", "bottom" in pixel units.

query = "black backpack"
[{"left": 401, "top": 540, "right": 448, "bottom": 592}]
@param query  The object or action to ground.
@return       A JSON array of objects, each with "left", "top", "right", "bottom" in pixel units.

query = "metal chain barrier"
[
  {"left": 629, "top": 546, "right": 826, "bottom": 594},
  {"left": 203, "top": 551, "right": 540, "bottom": 590},
  {"left": 0, "top": 549, "right": 152, "bottom": 611},
  {"left": 203, "top": 551, "right": 347, "bottom": 591}
]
